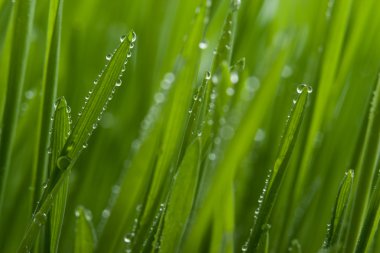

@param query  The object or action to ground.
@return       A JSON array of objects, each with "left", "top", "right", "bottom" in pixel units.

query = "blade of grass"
[
  {"left": 74, "top": 206, "right": 97, "bottom": 253},
  {"left": 0, "top": 0, "right": 14, "bottom": 52},
  {"left": 245, "top": 85, "right": 311, "bottom": 252},
  {"left": 321, "top": 170, "right": 354, "bottom": 251},
  {"left": 0, "top": 0, "right": 36, "bottom": 216},
  {"left": 159, "top": 138, "right": 201, "bottom": 252},
  {"left": 31, "top": 0, "right": 64, "bottom": 212},
  {"left": 354, "top": 172, "right": 380, "bottom": 253},
  {"left": 17, "top": 97, "right": 70, "bottom": 253},
  {"left": 347, "top": 74, "right": 380, "bottom": 252},
  {"left": 132, "top": 2, "right": 207, "bottom": 250},
  {"left": 48, "top": 97, "right": 71, "bottom": 253}
]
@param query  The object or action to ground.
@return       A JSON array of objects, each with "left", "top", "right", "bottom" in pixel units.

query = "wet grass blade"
[
  {"left": 48, "top": 97, "right": 71, "bottom": 253},
  {"left": 159, "top": 138, "right": 201, "bottom": 252},
  {"left": 74, "top": 206, "right": 97, "bottom": 253},
  {"left": 0, "top": 0, "right": 36, "bottom": 216},
  {"left": 246, "top": 85, "right": 311, "bottom": 252},
  {"left": 58, "top": 31, "right": 135, "bottom": 166},
  {"left": 31, "top": 0, "right": 64, "bottom": 211},
  {"left": 321, "top": 170, "right": 354, "bottom": 250},
  {"left": 18, "top": 97, "right": 71, "bottom": 253}
]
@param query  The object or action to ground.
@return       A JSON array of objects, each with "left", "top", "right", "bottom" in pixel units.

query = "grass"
[{"left": 1, "top": 0, "right": 380, "bottom": 252}]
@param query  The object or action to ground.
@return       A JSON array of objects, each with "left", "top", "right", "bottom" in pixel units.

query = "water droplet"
[
  {"left": 230, "top": 71, "right": 239, "bottom": 84},
  {"left": 242, "top": 243, "right": 248, "bottom": 252},
  {"left": 205, "top": 71, "right": 211, "bottom": 80},
  {"left": 120, "top": 35, "right": 126, "bottom": 42},
  {"left": 154, "top": 93, "right": 165, "bottom": 103},
  {"left": 199, "top": 40, "right": 208, "bottom": 49},
  {"left": 226, "top": 87, "right": 235, "bottom": 96},
  {"left": 212, "top": 75, "right": 219, "bottom": 83},
  {"left": 116, "top": 78, "right": 122, "bottom": 87},
  {"left": 66, "top": 106, "right": 71, "bottom": 113},
  {"left": 255, "top": 129, "right": 266, "bottom": 142},
  {"left": 25, "top": 90, "right": 35, "bottom": 99},
  {"left": 296, "top": 84, "right": 313, "bottom": 94},
  {"left": 124, "top": 236, "right": 131, "bottom": 244},
  {"left": 106, "top": 54, "right": 112, "bottom": 61},
  {"left": 57, "top": 156, "right": 71, "bottom": 170},
  {"left": 208, "top": 153, "right": 216, "bottom": 161},
  {"left": 128, "top": 31, "right": 137, "bottom": 43},
  {"left": 127, "top": 51, "right": 132, "bottom": 58},
  {"left": 82, "top": 143, "right": 88, "bottom": 149},
  {"left": 282, "top": 65, "right": 293, "bottom": 78},
  {"left": 102, "top": 209, "right": 110, "bottom": 218}
]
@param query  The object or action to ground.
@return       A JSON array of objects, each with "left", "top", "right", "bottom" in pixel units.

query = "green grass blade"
[
  {"left": 354, "top": 174, "right": 380, "bottom": 253},
  {"left": 0, "top": 0, "right": 14, "bottom": 52},
  {"left": 159, "top": 138, "right": 201, "bottom": 252},
  {"left": 0, "top": 0, "right": 36, "bottom": 216},
  {"left": 58, "top": 30, "right": 135, "bottom": 166},
  {"left": 32, "top": 0, "right": 64, "bottom": 211},
  {"left": 132, "top": 2, "right": 207, "bottom": 249},
  {"left": 348, "top": 74, "right": 380, "bottom": 251},
  {"left": 48, "top": 97, "right": 71, "bottom": 253},
  {"left": 245, "top": 85, "right": 311, "bottom": 252},
  {"left": 74, "top": 206, "right": 97, "bottom": 253},
  {"left": 17, "top": 97, "right": 70, "bottom": 253},
  {"left": 322, "top": 170, "right": 354, "bottom": 250}
]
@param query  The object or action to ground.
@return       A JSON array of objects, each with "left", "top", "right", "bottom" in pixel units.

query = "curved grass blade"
[
  {"left": 348, "top": 74, "right": 380, "bottom": 250},
  {"left": 159, "top": 138, "right": 201, "bottom": 252},
  {"left": 354, "top": 170, "right": 380, "bottom": 252},
  {"left": 18, "top": 97, "right": 70, "bottom": 253},
  {"left": 74, "top": 206, "right": 97, "bottom": 253},
  {"left": 48, "top": 97, "right": 71, "bottom": 253},
  {"left": 0, "top": 0, "right": 36, "bottom": 216},
  {"left": 32, "top": 0, "right": 64, "bottom": 211},
  {"left": 245, "top": 85, "right": 311, "bottom": 252},
  {"left": 321, "top": 170, "right": 354, "bottom": 250}
]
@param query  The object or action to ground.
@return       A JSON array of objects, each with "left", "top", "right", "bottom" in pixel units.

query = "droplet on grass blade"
[{"left": 297, "top": 84, "right": 313, "bottom": 94}]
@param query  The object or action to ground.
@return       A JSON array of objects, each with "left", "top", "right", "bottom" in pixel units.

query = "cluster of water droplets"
[
  {"left": 123, "top": 204, "right": 142, "bottom": 253},
  {"left": 141, "top": 203, "right": 166, "bottom": 251},
  {"left": 296, "top": 84, "right": 313, "bottom": 94}
]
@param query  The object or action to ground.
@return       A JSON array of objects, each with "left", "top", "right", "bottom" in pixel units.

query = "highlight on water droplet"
[
  {"left": 116, "top": 78, "right": 122, "bottom": 87},
  {"left": 120, "top": 35, "right": 126, "bottom": 42},
  {"left": 106, "top": 54, "right": 112, "bottom": 61},
  {"left": 205, "top": 71, "right": 211, "bottom": 80},
  {"left": 199, "top": 40, "right": 208, "bottom": 49}
]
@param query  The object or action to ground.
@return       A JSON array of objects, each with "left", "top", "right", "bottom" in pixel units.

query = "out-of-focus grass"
[{"left": 1, "top": 0, "right": 380, "bottom": 252}]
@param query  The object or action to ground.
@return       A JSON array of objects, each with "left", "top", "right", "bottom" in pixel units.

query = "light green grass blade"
[
  {"left": 321, "top": 170, "right": 354, "bottom": 250},
  {"left": 31, "top": 0, "right": 64, "bottom": 211},
  {"left": 348, "top": 74, "right": 380, "bottom": 251},
  {"left": 210, "top": 184, "right": 235, "bottom": 253},
  {"left": 159, "top": 138, "right": 201, "bottom": 252},
  {"left": 17, "top": 97, "right": 70, "bottom": 253},
  {"left": 0, "top": 0, "right": 36, "bottom": 216},
  {"left": 132, "top": 2, "right": 207, "bottom": 250},
  {"left": 58, "top": 30, "right": 135, "bottom": 166},
  {"left": 245, "top": 85, "right": 311, "bottom": 252},
  {"left": 74, "top": 206, "right": 97, "bottom": 253},
  {"left": 48, "top": 97, "right": 71, "bottom": 253}
]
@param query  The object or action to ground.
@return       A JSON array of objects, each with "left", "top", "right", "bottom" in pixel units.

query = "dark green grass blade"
[
  {"left": 0, "top": 0, "right": 36, "bottom": 216},
  {"left": 348, "top": 74, "right": 380, "bottom": 251},
  {"left": 159, "top": 138, "right": 201, "bottom": 252},
  {"left": 48, "top": 97, "right": 71, "bottom": 252},
  {"left": 245, "top": 85, "right": 311, "bottom": 252},
  {"left": 74, "top": 206, "right": 97, "bottom": 253},
  {"left": 0, "top": 0, "right": 14, "bottom": 52},
  {"left": 322, "top": 170, "right": 354, "bottom": 250},
  {"left": 31, "top": 0, "right": 64, "bottom": 212},
  {"left": 17, "top": 97, "right": 70, "bottom": 253},
  {"left": 354, "top": 174, "right": 380, "bottom": 253}
]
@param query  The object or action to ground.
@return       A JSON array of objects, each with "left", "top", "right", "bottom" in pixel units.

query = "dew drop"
[
  {"left": 154, "top": 93, "right": 165, "bottom": 103},
  {"left": 208, "top": 153, "right": 216, "bottom": 161},
  {"left": 82, "top": 143, "right": 88, "bottom": 149},
  {"left": 57, "top": 156, "right": 71, "bottom": 170},
  {"left": 296, "top": 84, "right": 313, "bottom": 94},
  {"left": 124, "top": 235, "right": 131, "bottom": 244},
  {"left": 199, "top": 40, "right": 208, "bottom": 49},
  {"left": 127, "top": 51, "right": 132, "bottom": 58},
  {"left": 129, "top": 31, "right": 137, "bottom": 43},
  {"left": 106, "top": 54, "right": 112, "bottom": 61},
  {"left": 230, "top": 71, "right": 239, "bottom": 84},
  {"left": 102, "top": 209, "right": 110, "bottom": 218},
  {"left": 120, "top": 35, "right": 126, "bottom": 42},
  {"left": 226, "top": 87, "right": 235, "bottom": 96},
  {"left": 242, "top": 243, "right": 248, "bottom": 252},
  {"left": 205, "top": 71, "right": 211, "bottom": 80},
  {"left": 115, "top": 78, "right": 122, "bottom": 87}
]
